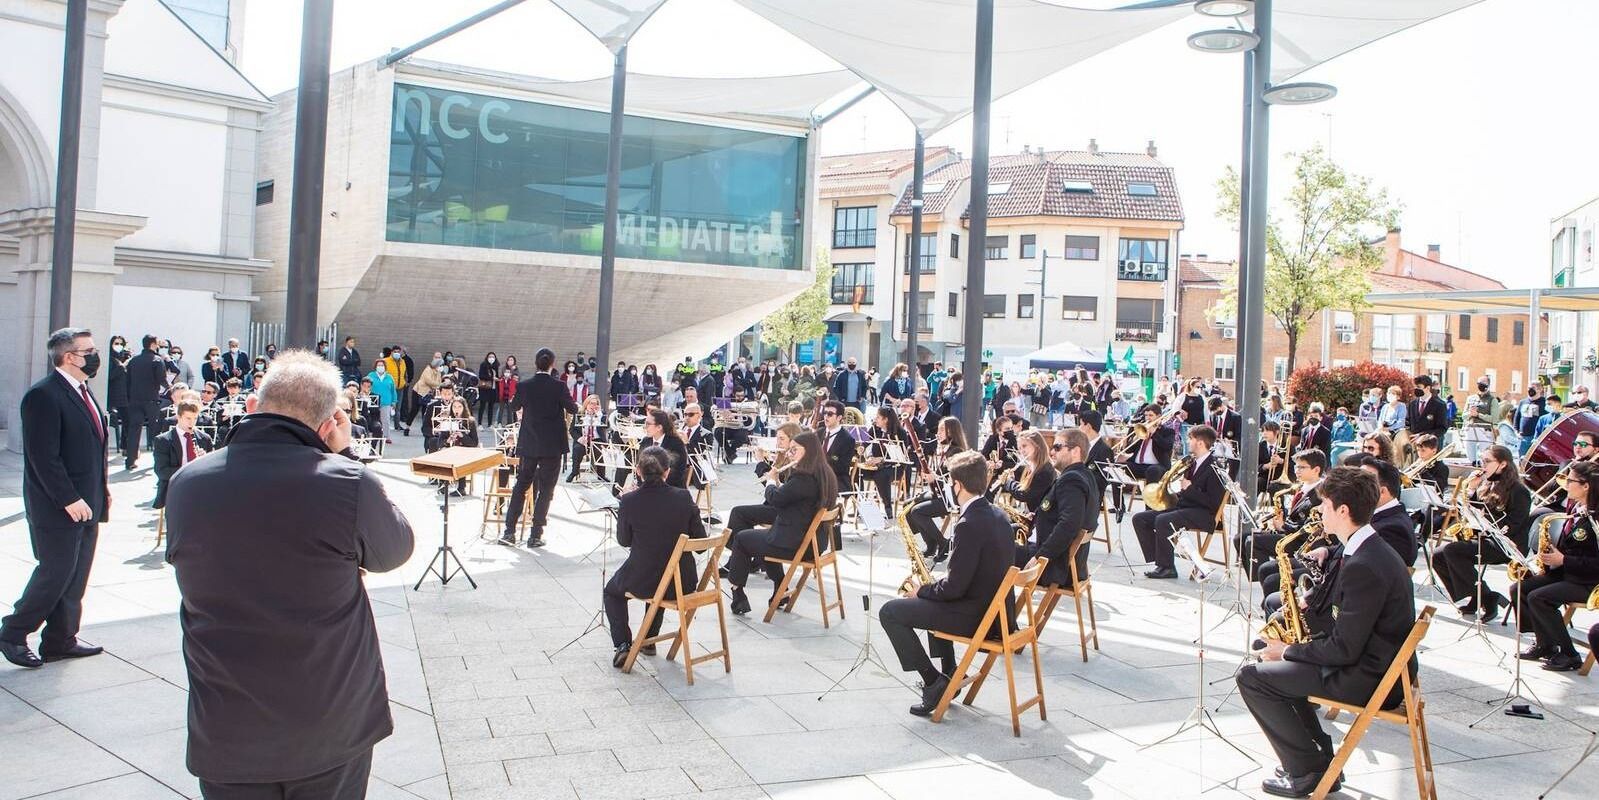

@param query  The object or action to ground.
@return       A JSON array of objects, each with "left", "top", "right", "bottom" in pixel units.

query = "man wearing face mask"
[
  {"left": 123, "top": 334, "right": 170, "bottom": 469},
  {"left": 1408, "top": 376, "right": 1449, "bottom": 441},
  {"left": 165, "top": 351, "right": 414, "bottom": 797},
  {"left": 1514, "top": 384, "right": 1547, "bottom": 456},
  {"left": 832, "top": 358, "right": 866, "bottom": 411},
  {"left": 222, "top": 338, "right": 250, "bottom": 380},
  {"left": 2, "top": 329, "right": 111, "bottom": 669}
]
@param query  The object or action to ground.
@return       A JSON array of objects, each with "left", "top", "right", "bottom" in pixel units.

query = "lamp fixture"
[
  {"left": 1186, "top": 28, "right": 1259, "bottom": 54},
  {"left": 1194, "top": 0, "right": 1255, "bottom": 17},
  {"left": 1263, "top": 82, "right": 1338, "bottom": 105}
]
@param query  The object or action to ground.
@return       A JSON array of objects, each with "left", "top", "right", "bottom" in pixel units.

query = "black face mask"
[
  {"left": 1413, "top": 388, "right": 1426, "bottom": 398},
  {"left": 80, "top": 352, "right": 101, "bottom": 379}
]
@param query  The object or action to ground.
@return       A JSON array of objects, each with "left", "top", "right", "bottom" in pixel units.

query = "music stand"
[
  {"left": 818, "top": 499, "right": 911, "bottom": 699},
  {"left": 1431, "top": 503, "right": 1508, "bottom": 657},
  {"left": 409, "top": 447, "right": 504, "bottom": 590},
  {"left": 1096, "top": 461, "right": 1144, "bottom": 577},
  {"left": 1403, "top": 483, "right": 1453, "bottom": 603},
  {"left": 550, "top": 484, "right": 622, "bottom": 656}
]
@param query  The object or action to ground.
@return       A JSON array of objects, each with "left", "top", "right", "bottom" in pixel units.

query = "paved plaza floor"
[{"left": 1, "top": 434, "right": 1597, "bottom": 799}]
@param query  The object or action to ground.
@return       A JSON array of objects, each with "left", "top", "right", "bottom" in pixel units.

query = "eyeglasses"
[
  {"left": 69, "top": 347, "right": 98, "bottom": 356},
  {"left": 1564, "top": 476, "right": 1588, "bottom": 485},
  {"left": 822, "top": 410, "right": 839, "bottom": 417},
  {"left": 1576, "top": 442, "right": 1594, "bottom": 449}
]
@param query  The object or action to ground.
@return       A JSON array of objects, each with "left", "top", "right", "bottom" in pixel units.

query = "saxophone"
[
  {"left": 1509, "top": 513, "right": 1569, "bottom": 581},
  {"left": 1259, "top": 526, "right": 1311, "bottom": 645},
  {"left": 1142, "top": 456, "right": 1190, "bottom": 512},
  {"left": 897, "top": 503, "right": 934, "bottom": 597}
]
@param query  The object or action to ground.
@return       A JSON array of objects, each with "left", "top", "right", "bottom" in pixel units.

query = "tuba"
[
  {"left": 897, "top": 503, "right": 935, "bottom": 597},
  {"left": 1142, "top": 456, "right": 1190, "bottom": 512},
  {"left": 1259, "top": 527, "right": 1312, "bottom": 645}
]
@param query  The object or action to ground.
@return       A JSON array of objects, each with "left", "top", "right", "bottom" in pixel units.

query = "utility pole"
[{"left": 1027, "top": 250, "right": 1050, "bottom": 350}]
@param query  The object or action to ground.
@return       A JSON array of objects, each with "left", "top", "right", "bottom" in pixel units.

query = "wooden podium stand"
[{"left": 409, "top": 447, "right": 505, "bottom": 590}]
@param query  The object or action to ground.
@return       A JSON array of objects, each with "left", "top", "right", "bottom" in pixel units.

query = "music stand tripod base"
[{"left": 409, "top": 447, "right": 504, "bottom": 591}]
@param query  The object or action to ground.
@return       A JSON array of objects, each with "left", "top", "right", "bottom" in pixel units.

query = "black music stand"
[{"left": 410, "top": 447, "right": 504, "bottom": 590}]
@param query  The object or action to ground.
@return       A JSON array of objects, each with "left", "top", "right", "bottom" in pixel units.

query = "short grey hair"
[
  {"left": 255, "top": 350, "right": 340, "bottom": 428},
  {"left": 47, "top": 327, "right": 92, "bottom": 366}
]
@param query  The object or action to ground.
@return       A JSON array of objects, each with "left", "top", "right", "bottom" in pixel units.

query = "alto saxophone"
[
  {"left": 897, "top": 503, "right": 934, "bottom": 597},
  {"left": 1510, "top": 513, "right": 1570, "bottom": 581},
  {"left": 1259, "top": 526, "right": 1312, "bottom": 646}
]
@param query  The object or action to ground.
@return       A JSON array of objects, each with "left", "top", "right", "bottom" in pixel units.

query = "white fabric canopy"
[
  {"left": 1023, "top": 341, "right": 1104, "bottom": 367},
  {"left": 547, "top": 0, "right": 672, "bottom": 52},
  {"left": 404, "top": 59, "right": 861, "bottom": 126},
  {"left": 1270, "top": 0, "right": 1487, "bottom": 84},
  {"left": 734, "top": 0, "right": 1189, "bottom": 134}
]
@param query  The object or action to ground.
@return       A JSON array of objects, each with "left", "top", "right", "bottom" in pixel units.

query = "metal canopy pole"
[
  {"left": 594, "top": 46, "right": 628, "bottom": 414},
  {"left": 959, "top": 0, "right": 995, "bottom": 438},
  {"left": 907, "top": 132, "right": 925, "bottom": 373},
  {"left": 380, "top": 0, "right": 529, "bottom": 67},
  {"left": 48, "top": 0, "right": 87, "bottom": 331},
  {"left": 1231, "top": 48, "right": 1254, "bottom": 399},
  {"left": 1234, "top": 0, "right": 1272, "bottom": 507},
  {"left": 1528, "top": 288, "right": 1541, "bottom": 392},
  {"left": 284, "top": 0, "right": 335, "bottom": 349}
]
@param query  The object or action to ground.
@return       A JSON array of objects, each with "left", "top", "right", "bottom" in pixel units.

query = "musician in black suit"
[
  {"left": 604, "top": 447, "right": 707, "bottom": 667},
  {"left": 1296, "top": 403, "right": 1333, "bottom": 457},
  {"left": 123, "top": 334, "right": 169, "bottom": 469},
  {"left": 879, "top": 451, "right": 1016, "bottom": 716},
  {"left": 1432, "top": 445, "right": 1533, "bottom": 621},
  {"left": 500, "top": 348, "right": 579, "bottom": 548},
  {"left": 1122, "top": 405, "right": 1174, "bottom": 482},
  {"left": 1132, "top": 425, "right": 1225, "bottom": 579},
  {"left": 1205, "top": 395, "right": 1242, "bottom": 450},
  {"left": 1409, "top": 434, "right": 1452, "bottom": 493},
  {"left": 818, "top": 400, "right": 857, "bottom": 549},
  {"left": 1241, "top": 449, "right": 1327, "bottom": 578},
  {"left": 1510, "top": 461, "right": 1599, "bottom": 672},
  {"left": 1408, "top": 375, "right": 1449, "bottom": 440},
  {"left": 640, "top": 410, "right": 691, "bottom": 491},
  {"left": 1359, "top": 456, "right": 1417, "bottom": 566},
  {"left": 1077, "top": 409, "right": 1121, "bottom": 518},
  {"left": 912, "top": 394, "right": 941, "bottom": 455},
  {"left": 1237, "top": 466, "right": 1417, "bottom": 797},
  {"left": 1019, "top": 429, "right": 1100, "bottom": 588},
  {"left": 1, "top": 328, "right": 110, "bottom": 668},
  {"left": 152, "top": 399, "right": 214, "bottom": 510},
  {"left": 722, "top": 431, "right": 837, "bottom": 615},
  {"left": 566, "top": 395, "right": 608, "bottom": 482}
]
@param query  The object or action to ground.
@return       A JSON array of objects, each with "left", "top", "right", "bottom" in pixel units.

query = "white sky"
[{"left": 238, "top": 0, "right": 1599, "bottom": 289}]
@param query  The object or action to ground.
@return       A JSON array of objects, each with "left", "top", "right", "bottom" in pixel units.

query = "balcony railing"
[
  {"left": 1424, "top": 331, "right": 1452, "bottom": 353},
  {"left": 1114, "top": 322, "right": 1161, "bottom": 343},
  {"left": 1116, "top": 261, "right": 1168, "bottom": 282}
]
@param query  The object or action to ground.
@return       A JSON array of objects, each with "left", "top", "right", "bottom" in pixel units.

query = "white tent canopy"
[
  {"left": 734, "top": 0, "right": 1189, "bottom": 134},
  {"left": 1270, "top": 0, "right": 1487, "bottom": 84},
  {"left": 547, "top": 0, "right": 671, "bottom": 52},
  {"left": 1023, "top": 341, "right": 1105, "bottom": 368}
]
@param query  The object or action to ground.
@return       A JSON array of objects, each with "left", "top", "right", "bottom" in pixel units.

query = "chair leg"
[
  {"left": 1415, "top": 703, "right": 1438, "bottom": 800},
  {"left": 815, "top": 563, "right": 831, "bottom": 629},
  {"left": 932, "top": 642, "right": 983, "bottom": 723},
  {"left": 1031, "top": 638, "right": 1046, "bottom": 721},
  {"left": 1580, "top": 651, "right": 1595, "bottom": 677},
  {"left": 680, "top": 610, "right": 696, "bottom": 686},
  {"left": 764, "top": 562, "right": 801, "bottom": 623},
  {"left": 1003, "top": 648, "right": 1021, "bottom": 737},
  {"left": 830, "top": 557, "right": 846, "bottom": 621},
  {"left": 1073, "top": 591, "right": 1089, "bottom": 663},
  {"left": 1313, "top": 711, "right": 1374, "bottom": 800},
  {"left": 1086, "top": 583, "right": 1099, "bottom": 651},
  {"left": 623, "top": 602, "right": 660, "bottom": 674},
  {"left": 714, "top": 597, "right": 732, "bottom": 674},
  {"left": 962, "top": 652, "right": 1000, "bottom": 705},
  {"left": 668, "top": 607, "right": 690, "bottom": 663}
]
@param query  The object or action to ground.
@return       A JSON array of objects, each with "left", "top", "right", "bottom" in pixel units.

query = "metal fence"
[{"left": 246, "top": 321, "right": 339, "bottom": 359}]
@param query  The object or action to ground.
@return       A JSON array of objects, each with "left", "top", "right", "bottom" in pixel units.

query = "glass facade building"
[{"left": 386, "top": 83, "right": 808, "bottom": 270}]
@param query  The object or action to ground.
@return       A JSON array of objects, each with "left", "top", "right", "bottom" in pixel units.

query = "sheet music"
[
  {"left": 1169, "top": 530, "right": 1217, "bottom": 581},
  {"left": 601, "top": 446, "right": 629, "bottom": 470},
  {"left": 694, "top": 454, "right": 719, "bottom": 484},
  {"left": 575, "top": 485, "right": 621, "bottom": 512},
  {"left": 857, "top": 500, "right": 889, "bottom": 531}
]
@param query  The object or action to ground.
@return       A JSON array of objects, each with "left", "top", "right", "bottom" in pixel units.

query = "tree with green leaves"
[
  {"left": 1214, "top": 144, "right": 1399, "bottom": 376},
  {"left": 761, "top": 252, "right": 834, "bottom": 362}
]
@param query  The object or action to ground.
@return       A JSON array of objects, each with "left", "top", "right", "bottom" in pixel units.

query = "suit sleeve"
[
  {"left": 764, "top": 472, "right": 817, "bottom": 510},
  {"left": 1037, "top": 480, "right": 1087, "bottom": 566},
  {"left": 686, "top": 493, "right": 708, "bottom": 540},
  {"left": 616, "top": 498, "right": 635, "bottom": 548},
  {"left": 153, "top": 435, "right": 177, "bottom": 482},
  {"left": 919, "top": 515, "right": 982, "bottom": 602},
  {"left": 355, "top": 469, "right": 415, "bottom": 572},
  {"left": 1283, "top": 559, "right": 1382, "bottom": 667},
  {"left": 21, "top": 388, "right": 81, "bottom": 509},
  {"left": 1016, "top": 467, "right": 1053, "bottom": 508}
]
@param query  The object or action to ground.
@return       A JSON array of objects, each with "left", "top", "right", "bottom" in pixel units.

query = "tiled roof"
[
  {"left": 819, "top": 147, "right": 951, "bottom": 199},
  {"left": 1180, "top": 259, "right": 1464, "bottom": 293},
  {"left": 888, "top": 149, "right": 1183, "bottom": 223}
]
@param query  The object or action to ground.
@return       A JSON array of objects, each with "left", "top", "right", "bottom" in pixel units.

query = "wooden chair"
[
  {"left": 155, "top": 508, "right": 166, "bottom": 546},
  {"left": 622, "top": 532, "right": 731, "bottom": 685},
  {"left": 930, "top": 558, "right": 1049, "bottom": 737},
  {"left": 1196, "top": 503, "right": 1231, "bottom": 567},
  {"left": 1091, "top": 494, "right": 1114, "bottom": 552},
  {"left": 480, "top": 456, "right": 527, "bottom": 536},
  {"left": 1307, "top": 606, "right": 1438, "bottom": 800},
  {"left": 763, "top": 507, "right": 845, "bottom": 628},
  {"left": 1033, "top": 534, "right": 1098, "bottom": 662},
  {"left": 1580, "top": 650, "right": 1595, "bottom": 678}
]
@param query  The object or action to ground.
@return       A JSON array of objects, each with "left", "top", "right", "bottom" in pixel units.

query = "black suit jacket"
[
  {"left": 920, "top": 498, "right": 1016, "bottom": 636},
  {"left": 21, "top": 372, "right": 110, "bottom": 527},
  {"left": 644, "top": 435, "right": 692, "bottom": 489},
  {"left": 153, "top": 428, "right": 215, "bottom": 508},
  {"left": 1408, "top": 396, "right": 1449, "bottom": 438},
  {"left": 127, "top": 350, "right": 168, "bottom": 403},
  {"left": 513, "top": 372, "right": 579, "bottom": 458},
  {"left": 1418, "top": 461, "right": 1450, "bottom": 493},
  {"left": 1285, "top": 530, "right": 1416, "bottom": 705},
  {"left": 613, "top": 482, "right": 706, "bottom": 598},
  {"left": 1370, "top": 502, "right": 1417, "bottom": 566},
  {"left": 1172, "top": 454, "right": 1225, "bottom": 515},
  {"left": 1031, "top": 464, "right": 1099, "bottom": 587},
  {"left": 1297, "top": 421, "right": 1333, "bottom": 456},
  {"left": 1149, "top": 426, "right": 1176, "bottom": 469},
  {"left": 1086, "top": 437, "right": 1115, "bottom": 495},
  {"left": 763, "top": 471, "right": 823, "bottom": 551},
  {"left": 1180, "top": 394, "right": 1206, "bottom": 425},
  {"left": 822, "top": 427, "right": 857, "bottom": 489}
]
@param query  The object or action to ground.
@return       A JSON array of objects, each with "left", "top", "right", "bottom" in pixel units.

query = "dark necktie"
[{"left": 78, "top": 384, "right": 104, "bottom": 441}]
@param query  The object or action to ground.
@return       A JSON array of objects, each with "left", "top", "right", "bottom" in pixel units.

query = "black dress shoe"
[
  {"left": 910, "top": 674, "right": 950, "bottom": 717},
  {"left": 641, "top": 644, "right": 657, "bottom": 656},
  {"left": 1542, "top": 652, "right": 1584, "bottom": 672},
  {"left": 39, "top": 642, "right": 102, "bottom": 663},
  {"left": 933, "top": 543, "right": 950, "bottom": 564},
  {"left": 729, "top": 587, "right": 751, "bottom": 616},
  {"left": 612, "top": 644, "right": 630, "bottom": 669},
  {"left": 496, "top": 535, "right": 518, "bottom": 547},
  {"left": 1479, "top": 592, "right": 1505, "bottom": 624},
  {"left": 1261, "top": 770, "right": 1324, "bottom": 798},
  {"left": 526, "top": 536, "right": 546, "bottom": 549},
  {"left": 1518, "top": 644, "right": 1555, "bottom": 661},
  {"left": 922, "top": 544, "right": 937, "bottom": 558},
  {"left": 1144, "top": 567, "right": 1179, "bottom": 579},
  {"left": 0, "top": 641, "right": 42, "bottom": 669},
  {"left": 1273, "top": 767, "right": 1342, "bottom": 791}
]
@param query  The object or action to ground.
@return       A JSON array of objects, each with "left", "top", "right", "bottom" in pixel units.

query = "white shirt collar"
[
  {"left": 1192, "top": 450, "right": 1211, "bottom": 470},
  {"left": 1375, "top": 498, "right": 1401, "bottom": 514},
  {"left": 1344, "top": 524, "right": 1376, "bottom": 555},
  {"left": 55, "top": 367, "right": 85, "bottom": 393},
  {"left": 959, "top": 493, "right": 981, "bottom": 517}
]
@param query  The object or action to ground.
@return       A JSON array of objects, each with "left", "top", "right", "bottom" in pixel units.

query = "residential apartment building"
[
  {"left": 1547, "top": 198, "right": 1599, "bottom": 395},
  {"left": 817, "top": 142, "right": 1183, "bottom": 373},
  {"left": 1176, "top": 230, "right": 1533, "bottom": 400}
]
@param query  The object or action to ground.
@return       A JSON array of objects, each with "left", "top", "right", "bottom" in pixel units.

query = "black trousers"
[
  {"left": 907, "top": 499, "right": 950, "bottom": 552},
  {"left": 1235, "top": 530, "right": 1286, "bottom": 575},
  {"left": 1432, "top": 538, "right": 1508, "bottom": 606},
  {"left": 878, "top": 596, "right": 978, "bottom": 677},
  {"left": 122, "top": 400, "right": 161, "bottom": 465},
  {"left": 504, "top": 455, "right": 561, "bottom": 535},
  {"left": 1236, "top": 661, "right": 1339, "bottom": 776},
  {"left": 1, "top": 524, "right": 98, "bottom": 649},
  {"left": 603, "top": 574, "right": 667, "bottom": 648},
  {"left": 1510, "top": 573, "right": 1594, "bottom": 653},
  {"left": 199, "top": 749, "right": 373, "bottom": 800},
  {"left": 720, "top": 429, "right": 750, "bottom": 463},
  {"left": 860, "top": 467, "right": 896, "bottom": 509},
  {"left": 568, "top": 441, "right": 603, "bottom": 481},
  {"left": 724, "top": 528, "right": 789, "bottom": 588},
  {"left": 727, "top": 505, "right": 778, "bottom": 538},
  {"left": 401, "top": 393, "right": 424, "bottom": 426},
  {"left": 476, "top": 394, "right": 497, "bottom": 426},
  {"left": 1132, "top": 507, "right": 1214, "bottom": 570}
]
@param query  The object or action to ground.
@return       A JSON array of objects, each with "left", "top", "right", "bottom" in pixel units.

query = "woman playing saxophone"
[
  {"left": 1430, "top": 445, "right": 1533, "bottom": 621},
  {"left": 1507, "top": 460, "right": 1599, "bottom": 671}
]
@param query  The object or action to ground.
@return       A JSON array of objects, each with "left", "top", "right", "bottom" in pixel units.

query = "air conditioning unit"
[
  {"left": 1120, "top": 259, "right": 1141, "bottom": 277},
  {"left": 1221, "top": 326, "right": 1237, "bottom": 340},
  {"left": 1339, "top": 332, "right": 1357, "bottom": 344}
]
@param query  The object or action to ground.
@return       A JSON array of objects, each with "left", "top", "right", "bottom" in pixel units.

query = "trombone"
[{"left": 1402, "top": 438, "right": 1457, "bottom": 487}]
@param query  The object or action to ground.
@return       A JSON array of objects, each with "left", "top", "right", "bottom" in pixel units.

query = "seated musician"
[
  {"left": 735, "top": 423, "right": 803, "bottom": 539},
  {"left": 818, "top": 400, "right": 857, "bottom": 550},
  {"left": 640, "top": 409, "right": 690, "bottom": 490},
  {"left": 1431, "top": 444, "right": 1533, "bottom": 621},
  {"left": 1238, "top": 466, "right": 1418, "bottom": 798},
  {"left": 1410, "top": 435, "right": 1451, "bottom": 492},
  {"left": 722, "top": 431, "right": 837, "bottom": 615},
  {"left": 1359, "top": 431, "right": 1396, "bottom": 464},
  {"left": 908, "top": 417, "right": 971, "bottom": 563},
  {"left": 753, "top": 422, "right": 801, "bottom": 481},
  {"left": 1016, "top": 429, "right": 1095, "bottom": 588},
  {"left": 879, "top": 450, "right": 1016, "bottom": 716},
  {"left": 719, "top": 388, "right": 754, "bottom": 464},
  {"left": 212, "top": 378, "right": 247, "bottom": 440},
  {"left": 678, "top": 385, "right": 699, "bottom": 412},
  {"left": 1132, "top": 425, "right": 1224, "bottom": 579},
  {"left": 420, "top": 381, "right": 457, "bottom": 453},
  {"left": 1510, "top": 460, "right": 1598, "bottom": 672},
  {"left": 1533, "top": 430, "right": 1596, "bottom": 518},
  {"left": 153, "top": 400, "right": 213, "bottom": 510},
  {"left": 997, "top": 429, "right": 1055, "bottom": 516},
  {"left": 980, "top": 415, "right": 1018, "bottom": 476},
  {"left": 781, "top": 401, "right": 805, "bottom": 429},
  {"left": 1123, "top": 404, "right": 1175, "bottom": 482},
  {"left": 436, "top": 397, "right": 480, "bottom": 495},
  {"left": 1077, "top": 409, "right": 1120, "bottom": 519},
  {"left": 1205, "top": 395, "right": 1242, "bottom": 455},
  {"left": 1258, "top": 421, "right": 1288, "bottom": 495},
  {"left": 604, "top": 446, "right": 707, "bottom": 668},
  {"left": 567, "top": 394, "right": 608, "bottom": 482},
  {"left": 912, "top": 393, "right": 941, "bottom": 451},
  {"left": 859, "top": 407, "right": 922, "bottom": 509},
  {"left": 1239, "top": 449, "right": 1327, "bottom": 576}
]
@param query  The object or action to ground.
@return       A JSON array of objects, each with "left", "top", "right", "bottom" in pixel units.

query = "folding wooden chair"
[
  {"left": 930, "top": 558, "right": 1049, "bottom": 737},
  {"left": 480, "top": 456, "right": 527, "bottom": 536},
  {"left": 1034, "top": 534, "right": 1098, "bottom": 662},
  {"left": 1580, "top": 650, "right": 1595, "bottom": 678},
  {"left": 1196, "top": 503, "right": 1231, "bottom": 567},
  {"left": 763, "top": 507, "right": 845, "bottom": 628},
  {"left": 1307, "top": 606, "right": 1438, "bottom": 800},
  {"left": 623, "top": 532, "right": 731, "bottom": 685},
  {"left": 1092, "top": 494, "right": 1114, "bottom": 552},
  {"left": 155, "top": 508, "right": 166, "bottom": 546}
]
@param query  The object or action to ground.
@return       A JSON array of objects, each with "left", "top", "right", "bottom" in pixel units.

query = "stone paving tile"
[
  {"left": 24, "top": 772, "right": 187, "bottom": 799},
  {"left": 0, "top": 723, "right": 136, "bottom": 799},
  {"left": 718, "top": 724, "right": 959, "bottom": 784}
]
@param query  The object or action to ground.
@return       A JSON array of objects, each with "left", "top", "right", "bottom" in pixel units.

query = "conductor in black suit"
[
  {"left": 879, "top": 450, "right": 1016, "bottom": 716},
  {"left": 123, "top": 333, "right": 169, "bottom": 469},
  {"left": 604, "top": 447, "right": 707, "bottom": 667},
  {"left": 1, "top": 328, "right": 110, "bottom": 669},
  {"left": 500, "top": 348, "right": 579, "bottom": 549},
  {"left": 1237, "top": 466, "right": 1417, "bottom": 797},
  {"left": 1132, "top": 425, "right": 1225, "bottom": 579}
]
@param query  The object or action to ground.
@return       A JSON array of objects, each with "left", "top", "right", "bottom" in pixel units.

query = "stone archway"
[{"left": 0, "top": 81, "right": 54, "bottom": 213}]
